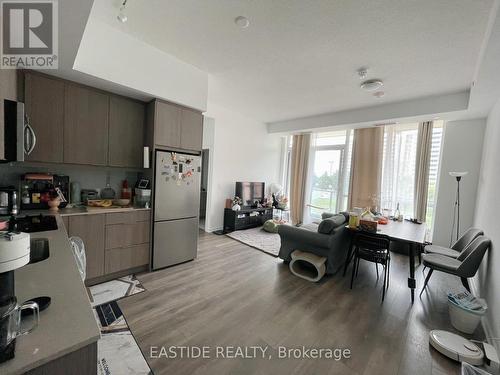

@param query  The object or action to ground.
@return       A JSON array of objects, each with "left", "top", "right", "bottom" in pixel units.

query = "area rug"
[
  {"left": 89, "top": 275, "right": 152, "bottom": 375},
  {"left": 226, "top": 226, "right": 281, "bottom": 257}
]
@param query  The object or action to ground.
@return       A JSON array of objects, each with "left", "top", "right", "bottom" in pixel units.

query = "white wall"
[
  {"left": 204, "top": 103, "right": 282, "bottom": 232},
  {"left": 432, "top": 119, "right": 485, "bottom": 246},
  {"left": 74, "top": 16, "right": 208, "bottom": 111},
  {"left": 474, "top": 99, "right": 500, "bottom": 349}
]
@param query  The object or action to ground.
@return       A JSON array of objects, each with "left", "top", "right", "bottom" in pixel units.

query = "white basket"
[{"left": 448, "top": 299, "right": 486, "bottom": 334}]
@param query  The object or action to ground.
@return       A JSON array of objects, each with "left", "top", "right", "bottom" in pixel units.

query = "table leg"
[
  {"left": 408, "top": 243, "right": 416, "bottom": 303},
  {"left": 343, "top": 235, "right": 354, "bottom": 277}
]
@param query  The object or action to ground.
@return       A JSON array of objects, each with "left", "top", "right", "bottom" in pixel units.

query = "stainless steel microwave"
[{"left": 2, "top": 99, "right": 36, "bottom": 162}]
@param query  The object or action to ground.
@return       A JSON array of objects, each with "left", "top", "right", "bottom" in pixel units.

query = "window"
[
  {"left": 305, "top": 130, "right": 353, "bottom": 222},
  {"left": 380, "top": 121, "right": 444, "bottom": 234}
]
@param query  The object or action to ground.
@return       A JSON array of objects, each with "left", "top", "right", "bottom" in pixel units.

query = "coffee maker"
[{"left": 0, "top": 230, "right": 38, "bottom": 363}]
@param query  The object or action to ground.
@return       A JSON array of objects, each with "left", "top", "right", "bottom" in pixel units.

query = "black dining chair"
[{"left": 350, "top": 233, "right": 391, "bottom": 302}]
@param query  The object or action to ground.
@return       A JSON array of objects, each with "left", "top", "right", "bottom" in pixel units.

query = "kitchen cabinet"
[
  {"left": 64, "top": 83, "right": 109, "bottom": 165},
  {"left": 108, "top": 95, "right": 145, "bottom": 168},
  {"left": 154, "top": 100, "right": 181, "bottom": 149},
  {"left": 0, "top": 69, "right": 18, "bottom": 160},
  {"left": 24, "top": 72, "right": 65, "bottom": 163},
  {"left": 67, "top": 214, "right": 105, "bottom": 280},
  {"left": 149, "top": 100, "right": 203, "bottom": 152},
  {"left": 180, "top": 108, "right": 203, "bottom": 151},
  {"left": 104, "top": 211, "right": 150, "bottom": 274}
]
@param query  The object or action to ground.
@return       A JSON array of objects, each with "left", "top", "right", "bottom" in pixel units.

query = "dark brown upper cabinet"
[
  {"left": 64, "top": 83, "right": 109, "bottom": 166},
  {"left": 24, "top": 72, "right": 65, "bottom": 163},
  {"left": 154, "top": 100, "right": 181, "bottom": 149},
  {"left": 108, "top": 95, "right": 145, "bottom": 168},
  {"left": 0, "top": 69, "right": 19, "bottom": 160},
  {"left": 180, "top": 108, "right": 203, "bottom": 151}
]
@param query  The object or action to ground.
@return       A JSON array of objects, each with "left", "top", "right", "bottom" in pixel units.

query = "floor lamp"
[{"left": 449, "top": 171, "right": 468, "bottom": 246}]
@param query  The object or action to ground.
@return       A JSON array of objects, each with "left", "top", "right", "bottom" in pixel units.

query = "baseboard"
[{"left": 469, "top": 277, "right": 499, "bottom": 353}]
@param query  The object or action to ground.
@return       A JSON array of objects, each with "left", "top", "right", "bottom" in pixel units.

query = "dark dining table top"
[{"left": 347, "top": 219, "right": 427, "bottom": 245}]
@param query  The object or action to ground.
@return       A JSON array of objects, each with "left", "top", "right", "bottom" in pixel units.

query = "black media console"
[{"left": 223, "top": 207, "right": 273, "bottom": 232}]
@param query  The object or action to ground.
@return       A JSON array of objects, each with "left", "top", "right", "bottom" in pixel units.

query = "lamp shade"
[
  {"left": 449, "top": 171, "right": 468, "bottom": 178},
  {"left": 269, "top": 183, "right": 282, "bottom": 194}
]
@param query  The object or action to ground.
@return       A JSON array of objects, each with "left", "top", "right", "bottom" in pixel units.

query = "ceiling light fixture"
[
  {"left": 361, "top": 79, "right": 384, "bottom": 91},
  {"left": 235, "top": 16, "right": 250, "bottom": 29},
  {"left": 117, "top": 0, "right": 128, "bottom": 23}
]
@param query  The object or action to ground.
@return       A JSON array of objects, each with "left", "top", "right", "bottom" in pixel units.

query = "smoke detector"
[
  {"left": 357, "top": 68, "right": 368, "bottom": 79},
  {"left": 361, "top": 79, "right": 384, "bottom": 91}
]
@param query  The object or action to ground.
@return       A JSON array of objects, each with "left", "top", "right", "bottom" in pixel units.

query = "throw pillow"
[
  {"left": 317, "top": 214, "right": 347, "bottom": 234},
  {"left": 263, "top": 219, "right": 280, "bottom": 233}
]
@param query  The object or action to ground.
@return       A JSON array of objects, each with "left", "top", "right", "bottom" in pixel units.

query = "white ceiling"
[{"left": 92, "top": 0, "right": 494, "bottom": 123}]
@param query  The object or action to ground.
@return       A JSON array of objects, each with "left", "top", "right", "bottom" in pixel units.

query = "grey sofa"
[{"left": 278, "top": 214, "right": 350, "bottom": 275}]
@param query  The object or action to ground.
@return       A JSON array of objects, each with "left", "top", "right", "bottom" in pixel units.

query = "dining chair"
[
  {"left": 424, "top": 227, "right": 483, "bottom": 259},
  {"left": 350, "top": 233, "right": 391, "bottom": 302},
  {"left": 420, "top": 236, "right": 491, "bottom": 296}
]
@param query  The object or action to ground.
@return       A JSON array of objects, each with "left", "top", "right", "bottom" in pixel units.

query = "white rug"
[{"left": 226, "top": 226, "right": 281, "bottom": 257}]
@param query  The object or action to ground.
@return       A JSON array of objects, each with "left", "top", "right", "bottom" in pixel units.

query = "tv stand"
[{"left": 223, "top": 207, "right": 273, "bottom": 232}]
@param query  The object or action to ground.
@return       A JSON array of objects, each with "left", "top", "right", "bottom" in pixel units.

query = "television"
[{"left": 235, "top": 182, "right": 265, "bottom": 207}]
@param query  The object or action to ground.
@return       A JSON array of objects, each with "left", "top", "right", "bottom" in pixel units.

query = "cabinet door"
[
  {"left": 180, "top": 109, "right": 203, "bottom": 151},
  {"left": 64, "top": 84, "right": 109, "bottom": 165},
  {"left": 24, "top": 72, "right": 64, "bottom": 163},
  {"left": 154, "top": 100, "right": 181, "bottom": 148},
  {"left": 0, "top": 69, "right": 18, "bottom": 160},
  {"left": 108, "top": 96, "right": 145, "bottom": 168},
  {"left": 68, "top": 215, "right": 105, "bottom": 280}
]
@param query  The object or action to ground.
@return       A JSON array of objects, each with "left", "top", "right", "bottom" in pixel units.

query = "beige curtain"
[
  {"left": 348, "top": 127, "right": 384, "bottom": 210},
  {"left": 290, "top": 133, "right": 311, "bottom": 225},
  {"left": 413, "top": 121, "right": 434, "bottom": 222}
]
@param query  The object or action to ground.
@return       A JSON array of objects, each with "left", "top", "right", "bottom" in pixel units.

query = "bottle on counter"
[
  {"left": 121, "top": 180, "right": 131, "bottom": 200},
  {"left": 21, "top": 185, "right": 30, "bottom": 205}
]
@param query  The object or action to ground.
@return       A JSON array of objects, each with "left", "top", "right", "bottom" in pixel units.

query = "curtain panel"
[
  {"left": 413, "top": 121, "right": 434, "bottom": 222},
  {"left": 348, "top": 127, "right": 384, "bottom": 210},
  {"left": 289, "top": 133, "right": 311, "bottom": 225}
]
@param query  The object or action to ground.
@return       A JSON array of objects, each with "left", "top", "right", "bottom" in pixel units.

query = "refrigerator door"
[
  {"left": 154, "top": 151, "right": 201, "bottom": 221},
  {"left": 153, "top": 217, "right": 198, "bottom": 269}
]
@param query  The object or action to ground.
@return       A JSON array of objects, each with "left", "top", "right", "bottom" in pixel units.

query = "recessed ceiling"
[{"left": 92, "top": 0, "right": 494, "bottom": 123}]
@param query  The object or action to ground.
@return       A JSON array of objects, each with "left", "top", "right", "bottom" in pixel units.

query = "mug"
[{"left": 0, "top": 297, "right": 39, "bottom": 350}]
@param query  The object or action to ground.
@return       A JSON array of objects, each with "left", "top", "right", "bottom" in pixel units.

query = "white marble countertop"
[{"left": 0, "top": 214, "right": 101, "bottom": 374}]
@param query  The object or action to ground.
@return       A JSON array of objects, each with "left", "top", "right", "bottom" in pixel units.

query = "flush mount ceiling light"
[
  {"left": 360, "top": 79, "right": 384, "bottom": 91},
  {"left": 235, "top": 16, "right": 250, "bottom": 29},
  {"left": 117, "top": 0, "right": 128, "bottom": 23}
]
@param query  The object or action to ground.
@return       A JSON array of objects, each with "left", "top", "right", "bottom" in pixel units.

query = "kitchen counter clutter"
[{"left": 0, "top": 214, "right": 100, "bottom": 374}]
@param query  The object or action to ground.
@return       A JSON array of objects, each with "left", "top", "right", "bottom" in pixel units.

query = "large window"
[
  {"left": 305, "top": 130, "right": 353, "bottom": 222},
  {"left": 380, "top": 121, "right": 444, "bottom": 234}
]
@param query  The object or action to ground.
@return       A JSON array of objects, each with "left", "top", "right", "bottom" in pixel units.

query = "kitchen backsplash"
[{"left": 0, "top": 162, "right": 141, "bottom": 198}]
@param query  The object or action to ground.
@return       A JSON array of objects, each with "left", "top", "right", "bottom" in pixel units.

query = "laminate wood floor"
[{"left": 119, "top": 231, "right": 471, "bottom": 375}]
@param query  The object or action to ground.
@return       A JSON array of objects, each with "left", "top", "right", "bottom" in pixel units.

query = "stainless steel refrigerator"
[{"left": 153, "top": 150, "right": 201, "bottom": 270}]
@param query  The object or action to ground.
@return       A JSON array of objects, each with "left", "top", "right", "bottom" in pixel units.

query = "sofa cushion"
[{"left": 317, "top": 214, "right": 346, "bottom": 234}]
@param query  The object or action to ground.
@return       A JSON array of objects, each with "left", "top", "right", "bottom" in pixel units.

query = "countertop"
[
  {"left": 56, "top": 206, "right": 151, "bottom": 217},
  {"left": 0, "top": 214, "right": 101, "bottom": 374}
]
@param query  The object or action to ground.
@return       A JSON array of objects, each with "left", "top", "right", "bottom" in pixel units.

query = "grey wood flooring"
[{"left": 119, "top": 231, "right": 470, "bottom": 375}]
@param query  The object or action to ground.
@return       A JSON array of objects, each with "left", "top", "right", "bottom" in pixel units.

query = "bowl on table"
[{"left": 113, "top": 199, "right": 130, "bottom": 207}]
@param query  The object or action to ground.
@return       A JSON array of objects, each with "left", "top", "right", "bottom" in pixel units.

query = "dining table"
[{"left": 344, "top": 219, "right": 428, "bottom": 303}]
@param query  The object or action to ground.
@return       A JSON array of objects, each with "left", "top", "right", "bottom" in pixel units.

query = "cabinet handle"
[{"left": 24, "top": 115, "right": 37, "bottom": 155}]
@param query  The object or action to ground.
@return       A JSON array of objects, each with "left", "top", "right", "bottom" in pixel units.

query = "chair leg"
[
  {"left": 355, "top": 257, "right": 361, "bottom": 277},
  {"left": 343, "top": 244, "right": 353, "bottom": 277},
  {"left": 461, "top": 277, "right": 471, "bottom": 292},
  {"left": 420, "top": 269, "right": 434, "bottom": 297},
  {"left": 422, "top": 265, "right": 427, "bottom": 274},
  {"left": 382, "top": 263, "right": 387, "bottom": 302},
  {"left": 386, "top": 257, "right": 390, "bottom": 290},
  {"left": 375, "top": 263, "right": 379, "bottom": 279}
]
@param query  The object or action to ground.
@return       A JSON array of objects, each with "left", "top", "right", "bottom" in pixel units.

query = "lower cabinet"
[
  {"left": 67, "top": 214, "right": 105, "bottom": 280},
  {"left": 65, "top": 210, "right": 150, "bottom": 285}
]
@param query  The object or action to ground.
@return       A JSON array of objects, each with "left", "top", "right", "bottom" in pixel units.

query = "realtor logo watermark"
[{"left": 1, "top": 0, "right": 58, "bottom": 69}]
